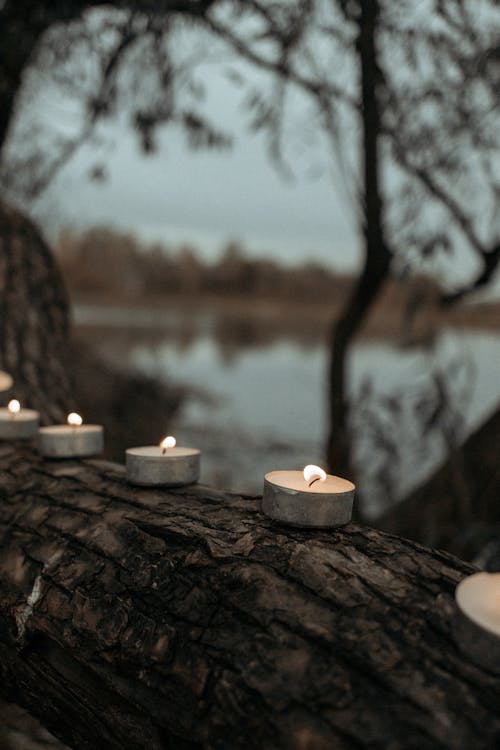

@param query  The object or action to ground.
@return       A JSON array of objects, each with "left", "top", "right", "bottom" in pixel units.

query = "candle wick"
[
  {"left": 162, "top": 447, "right": 167, "bottom": 455},
  {"left": 308, "top": 477, "right": 321, "bottom": 487}
]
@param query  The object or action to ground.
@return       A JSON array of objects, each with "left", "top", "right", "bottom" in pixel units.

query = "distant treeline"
[
  {"left": 55, "top": 227, "right": 354, "bottom": 303},
  {"left": 55, "top": 228, "right": 445, "bottom": 320}
]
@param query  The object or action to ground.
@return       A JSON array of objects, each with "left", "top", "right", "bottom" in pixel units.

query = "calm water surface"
[{"left": 75, "top": 303, "right": 500, "bottom": 516}]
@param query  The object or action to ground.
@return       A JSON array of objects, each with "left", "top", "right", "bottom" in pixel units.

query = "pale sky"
[
  {"left": 17, "top": 40, "right": 499, "bottom": 297},
  {"left": 33, "top": 61, "right": 362, "bottom": 271}
]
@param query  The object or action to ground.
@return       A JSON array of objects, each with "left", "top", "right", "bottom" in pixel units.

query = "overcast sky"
[
  {"left": 34, "top": 62, "right": 362, "bottom": 271},
  {"left": 19, "top": 32, "right": 498, "bottom": 298}
]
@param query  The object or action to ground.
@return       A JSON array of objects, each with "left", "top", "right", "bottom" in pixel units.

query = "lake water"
[{"left": 74, "top": 303, "right": 500, "bottom": 517}]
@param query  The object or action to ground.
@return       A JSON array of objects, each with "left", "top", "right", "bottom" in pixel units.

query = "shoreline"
[{"left": 70, "top": 292, "right": 500, "bottom": 343}]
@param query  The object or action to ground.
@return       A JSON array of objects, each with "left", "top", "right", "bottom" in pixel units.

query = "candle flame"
[
  {"left": 303, "top": 464, "right": 327, "bottom": 487},
  {"left": 160, "top": 435, "right": 176, "bottom": 452},
  {"left": 7, "top": 399, "right": 21, "bottom": 415},
  {"left": 67, "top": 412, "right": 83, "bottom": 427}
]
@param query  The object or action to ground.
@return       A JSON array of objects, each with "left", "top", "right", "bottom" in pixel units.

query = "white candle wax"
[
  {"left": 0, "top": 405, "right": 39, "bottom": 439},
  {"left": 266, "top": 470, "right": 355, "bottom": 494},
  {"left": 454, "top": 572, "right": 500, "bottom": 673},
  {"left": 456, "top": 573, "right": 500, "bottom": 637},
  {"left": 38, "top": 424, "right": 104, "bottom": 458},
  {"left": 262, "top": 469, "right": 355, "bottom": 528},
  {"left": 126, "top": 445, "right": 201, "bottom": 487},
  {"left": 0, "top": 371, "right": 13, "bottom": 392}
]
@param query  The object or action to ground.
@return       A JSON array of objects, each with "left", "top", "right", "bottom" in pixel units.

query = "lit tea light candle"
[
  {"left": 0, "top": 370, "right": 13, "bottom": 392},
  {"left": 262, "top": 464, "right": 355, "bottom": 528},
  {"left": 454, "top": 572, "right": 500, "bottom": 673},
  {"left": 38, "top": 412, "right": 104, "bottom": 458},
  {"left": 8, "top": 399, "right": 20, "bottom": 414},
  {"left": 67, "top": 411, "right": 83, "bottom": 427},
  {"left": 126, "top": 435, "right": 200, "bottom": 487},
  {"left": 161, "top": 435, "right": 177, "bottom": 453},
  {"left": 0, "top": 399, "right": 39, "bottom": 439}
]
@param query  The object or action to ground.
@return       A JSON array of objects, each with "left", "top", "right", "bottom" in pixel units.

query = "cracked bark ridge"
[
  {"left": 0, "top": 199, "right": 72, "bottom": 422},
  {"left": 0, "top": 444, "right": 499, "bottom": 750}
]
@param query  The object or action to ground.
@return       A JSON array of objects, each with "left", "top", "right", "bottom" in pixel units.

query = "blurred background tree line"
[
  {"left": 57, "top": 226, "right": 450, "bottom": 316},
  {"left": 56, "top": 228, "right": 354, "bottom": 300},
  {"left": 0, "top": 0, "right": 498, "bottom": 548}
]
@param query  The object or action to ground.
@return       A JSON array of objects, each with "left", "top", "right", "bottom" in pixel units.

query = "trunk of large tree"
[
  {"left": 0, "top": 199, "right": 73, "bottom": 421},
  {"left": 327, "top": 0, "right": 391, "bottom": 478},
  {"left": 0, "top": 443, "right": 499, "bottom": 750}
]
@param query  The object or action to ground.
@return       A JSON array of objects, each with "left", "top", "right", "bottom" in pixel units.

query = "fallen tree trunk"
[{"left": 1, "top": 445, "right": 499, "bottom": 750}]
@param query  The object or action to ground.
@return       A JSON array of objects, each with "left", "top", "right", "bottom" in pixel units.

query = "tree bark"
[
  {"left": 0, "top": 199, "right": 73, "bottom": 422},
  {"left": 327, "top": 0, "right": 391, "bottom": 477},
  {"left": 0, "top": 444, "right": 499, "bottom": 750}
]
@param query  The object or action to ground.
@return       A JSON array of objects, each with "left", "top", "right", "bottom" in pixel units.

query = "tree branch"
[
  {"left": 440, "top": 241, "right": 500, "bottom": 305},
  {"left": 205, "top": 14, "right": 357, "bottom": 110},
  {"left": 387, "top": 129, "right": 500, "bottom": 303}
]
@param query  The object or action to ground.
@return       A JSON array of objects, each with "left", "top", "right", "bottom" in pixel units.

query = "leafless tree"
[{"left": 0, "top": 0, "right": 498, "bottom": 479}]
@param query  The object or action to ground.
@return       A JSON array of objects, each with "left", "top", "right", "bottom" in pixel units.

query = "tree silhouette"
[{"left": 0, "top": 0, "right": 498, "bottom": 478}]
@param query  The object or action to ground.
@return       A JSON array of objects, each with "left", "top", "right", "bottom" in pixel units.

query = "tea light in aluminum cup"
[
  {"left": 126, "top": 435, "right": 200, "bottom": 487},
  {"left": 0, "top": 399, "right": 39, "bottom": 439},
  {"left": 38, "top": 412, "right": 104, "bottom": 458},
  {"left": 0, "top": 371, "right": 13, "bottom": 392},
  {"left": 262, "top": 464, "right": 355, "bottom": 528},
  {"left": 454, "top": 572, "right": 500, "bottom": 674}
]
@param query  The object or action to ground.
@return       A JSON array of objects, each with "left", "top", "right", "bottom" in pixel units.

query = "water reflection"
[{"left": 74, "top": 303, "right": 500, "bottom": 513}]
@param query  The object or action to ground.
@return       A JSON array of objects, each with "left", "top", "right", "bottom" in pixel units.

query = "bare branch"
[
  {"left": 204, "top": 14, "right": 357, "bottom": 110},
  {"left": 441, "top": 241, "right": 500, "bottom": 305}
]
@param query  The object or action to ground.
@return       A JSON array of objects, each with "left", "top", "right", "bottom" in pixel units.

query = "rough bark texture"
[
  {"left": 0, "top": 199, "right": 73, "bottom": 421},
  {"left": 0, "top": 444, "right": 499, "bottom": 750}
]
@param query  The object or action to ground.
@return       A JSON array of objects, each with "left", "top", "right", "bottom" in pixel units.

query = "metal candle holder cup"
[
  {"left": 0, "top": 400, "right": 39, "bottom": 439},
  {"left": 38, "top": 413, "right": 104, "bottom": 458},
  {"left": 262, "top": 469, "right": 355, "bottom": 528},
  {"left": 453, "top": 573, "right": 500, "bottom": 674},
  {"left": 126, "top": 446, "right": 200, "bottom": 487}
]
